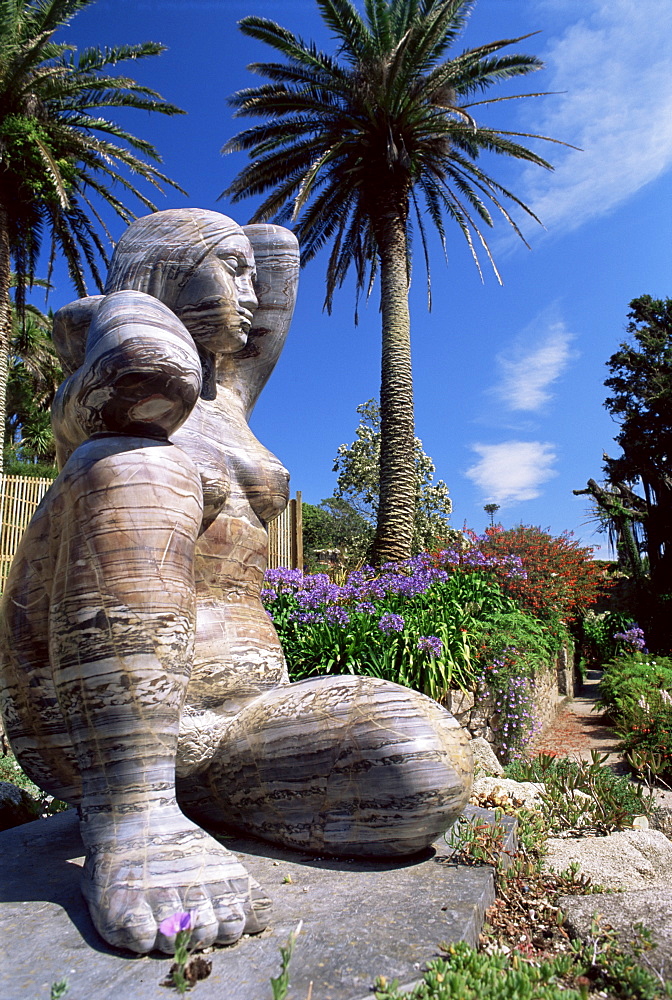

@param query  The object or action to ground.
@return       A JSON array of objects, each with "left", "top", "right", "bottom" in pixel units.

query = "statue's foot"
[{"left": 79, "top": 800, "right": 271, "bottom": 954}]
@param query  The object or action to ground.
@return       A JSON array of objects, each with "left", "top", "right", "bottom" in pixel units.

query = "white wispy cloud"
[
  {"left": 494, "top": 316, "right": 576, "bottom": 412},
  {"left": 517, "top": 0, "right": 672, "bottom": 235},
  {"left": 465, "top": 441, "right": 558, "bottom": 503}
]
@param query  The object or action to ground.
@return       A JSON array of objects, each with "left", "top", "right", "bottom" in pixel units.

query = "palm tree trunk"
[
  {"left": 0, "top": 204, "right": 11, "bottom": 477},
  {"left": 370, "top": 209, "right": 416, "bottom": 565}
]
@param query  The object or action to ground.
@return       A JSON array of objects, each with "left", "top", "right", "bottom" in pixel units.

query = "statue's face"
[{"left": 173, "top": 232, "right": 258, "bottom": 354}]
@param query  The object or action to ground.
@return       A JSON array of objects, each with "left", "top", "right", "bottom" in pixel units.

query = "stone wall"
[{"left": 445, "top": 646, "right": 574, "bottom": 755}]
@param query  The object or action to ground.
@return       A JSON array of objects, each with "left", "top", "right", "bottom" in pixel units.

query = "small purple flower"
[
  {"left": 418, "top": 635, "right": 443, "bottom": 657},
  {"left": 159, "top": 911, "right": 193, "bottom": 937},
  {"left": 378, "top": 612, "right": 405, "bottom": 634},
  {"left": 263, "top": 567, "right": 304, "bottom": 591},
  {"left": 355, "top": 601, "right": 376, "bottom": 614},
  {"left": 291, "top": 610, "right": 322, "bottom": 624},
  {"left": 324, "top": 605, "right": 350, "bottom": 626}
]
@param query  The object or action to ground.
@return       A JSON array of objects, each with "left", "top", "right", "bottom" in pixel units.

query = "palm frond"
[
  {"left": 1, "top": 0, "right": 185, "bottom": 344},
  {"left": 315, "top": 0, "right": 373, "bottom": 63}
]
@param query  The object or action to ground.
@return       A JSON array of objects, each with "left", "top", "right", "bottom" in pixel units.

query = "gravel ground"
[{"left": 527, "top": 668, "right": 624, "bottom": 763}]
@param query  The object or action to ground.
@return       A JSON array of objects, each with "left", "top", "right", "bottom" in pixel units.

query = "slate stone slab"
[{"left": 0, "top": 807, "right": 513, "bottom": 1000}]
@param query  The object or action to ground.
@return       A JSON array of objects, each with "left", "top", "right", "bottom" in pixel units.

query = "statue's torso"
[{"left": 174, "top": 391, "right": 291, "bottom": 714}]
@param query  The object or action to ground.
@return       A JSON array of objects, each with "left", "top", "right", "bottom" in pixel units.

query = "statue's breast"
[
  {"left": 229, "top": 444, "right": 289, "bottom": 524},
  {"left": 174, "top": 397, "right": 289, "bottom": 527}
]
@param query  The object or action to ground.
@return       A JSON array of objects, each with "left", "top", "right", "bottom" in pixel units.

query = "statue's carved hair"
[{"left": 105, "top": 208, "right": 244, "bottom": 310}]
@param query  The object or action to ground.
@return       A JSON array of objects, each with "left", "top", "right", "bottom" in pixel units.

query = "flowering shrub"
[
  {"left": 437, "top": 525, "right": 607, "bottom": 626},
  {"left": 598, "top": 652, "right": 672, "bottom": 782},
  {"left": 578, "top": 609, "right": 639, "bottom": 666},
  {"left": 473, "top": 610, "right": 558, "bottom": 759},
  {"left": 478, "top": 645, "right": 543, "bottom": 757},
  {"left": 431, "top": 538, "right": 527, "bottom": 578}
]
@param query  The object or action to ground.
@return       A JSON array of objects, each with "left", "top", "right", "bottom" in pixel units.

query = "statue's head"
[
  {"left": 53, "top": 210, "right": 300, "bottom": 418},
  {"left": 105, "top": 209, "right": 258, "bottom": 357}
]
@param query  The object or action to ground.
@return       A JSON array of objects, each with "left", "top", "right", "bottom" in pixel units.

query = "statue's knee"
[{"left": 197, "top": 676, "right": 473, "bottom": 857}]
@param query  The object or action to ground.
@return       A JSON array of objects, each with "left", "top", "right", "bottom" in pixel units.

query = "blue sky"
[{"left": 35, "top": 0, "right": 672, "bottom": 556}]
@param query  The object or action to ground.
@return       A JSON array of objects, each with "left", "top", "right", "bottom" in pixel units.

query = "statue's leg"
[
  {"left": 177, "top": 675, "right": 473, "bottom": 857},
  {"left": 0, "top": 496, "right": 83, "bottom": 802},
  {"left": 48, "top": 436, "right": 271, "bottom": 954}
]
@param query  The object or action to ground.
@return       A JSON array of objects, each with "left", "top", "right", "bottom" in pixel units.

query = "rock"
[
  {"left": 469, "top": 737, "right": 504, "bottom": 777},
  {"left": 651, "top": 806, "right": 672, "bottom": 838},
  {"left": 0, "top": 781, "right": 38, "bottom": 832},
  {"left": 559, "top": 886, "right": 672, "bottom": 978},
  {"left": 471, "top": 776, "right": 544, "bottom": 810},
  {"left": 544, "top": 829, "right": 672, "bottom": 890},
  {"left": 446, "top": 689, "right": 475, "bottom": 720},
  {"left": 650, "top": 786, "right": 672, "bottom": 839}
]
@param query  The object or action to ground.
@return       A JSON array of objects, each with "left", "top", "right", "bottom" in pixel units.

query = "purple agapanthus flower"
[
  {"left": 418, "top": 635, "right": 443, "bottom": 657},
  {"left": 614, "top": 623, "right": 647, "bottom": 651},
  {"left": 355, "top": 601, "right": 376, "bottom": 614},
  {"left": 159, "top": 911, "right": 193, "bottom": 937},
  {"left": 378, "top": 612, "right": 405, "bottom": 634},
  {"left": 290, "top": 610, "right": 322, "bottom": 625},
  {"left": 324, "top": 605, "right": 350, "bottom": 626},
  {"left": 263, "top": 566, "right": 304, "bottom": 591}
]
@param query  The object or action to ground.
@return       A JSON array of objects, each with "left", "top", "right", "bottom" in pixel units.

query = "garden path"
[
  {"left": 527, "top": 667, "right": 623, "bottom": 764},
  {"left": 528, "top": 668, "right": 672, "bottom": 818}
]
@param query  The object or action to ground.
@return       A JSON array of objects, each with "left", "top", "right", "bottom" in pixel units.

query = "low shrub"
[
  {"left": 373, "top": 942, "right": 586, "bottom": 1000},
  {"left": 598, "top": 653, "right": 672, "bottom": 718},
  {"left": 0, "top": 749, "right": 43, "bottom": 799},
  {"left": 374, "top": 901, "right": 671, "bottom": 1000},
  {"left": 578, "top": 609, "right": 642, "bottom": 666},
  {"left": 0, "top": 749, "right": 69, "bottom": 818},
  {"left": 598, "top": 654, "right": 672, "bottom": 783},
  {"left": 504, "top": 750, "right": 652, "bottom": 834}
]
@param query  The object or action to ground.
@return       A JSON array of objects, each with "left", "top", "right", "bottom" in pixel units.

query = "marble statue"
[{"left": 0, "top": 209, "right": 473, "bottom": 955}]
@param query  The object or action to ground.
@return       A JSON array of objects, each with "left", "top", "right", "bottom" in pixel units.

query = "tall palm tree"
[
  {"left": 223, "top": 0, "right": 564, "bottom": 564},
  {"left": 0, "top": 0, "right": 186, "bottom": 472}
]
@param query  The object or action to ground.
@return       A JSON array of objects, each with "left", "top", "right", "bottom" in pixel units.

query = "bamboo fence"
[
  {"left": 267, "top": 492, "right": 303, "bottom": 570},
  {"left": 0, "top": 475, "right": 53, "bottom": 591},
  {"left": 0, "top": 477, "right": 302, "bottom": 592}
]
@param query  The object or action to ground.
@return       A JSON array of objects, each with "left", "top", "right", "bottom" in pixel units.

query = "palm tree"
[
  {"left": 5, "top": 281, "right": 61, "bottom": 473},
  {"left": 223, "top": 0, "right": 564, "bottom": 564},
  {"left": 0, "top": 0, "right": 186, "bottom": 472}
]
